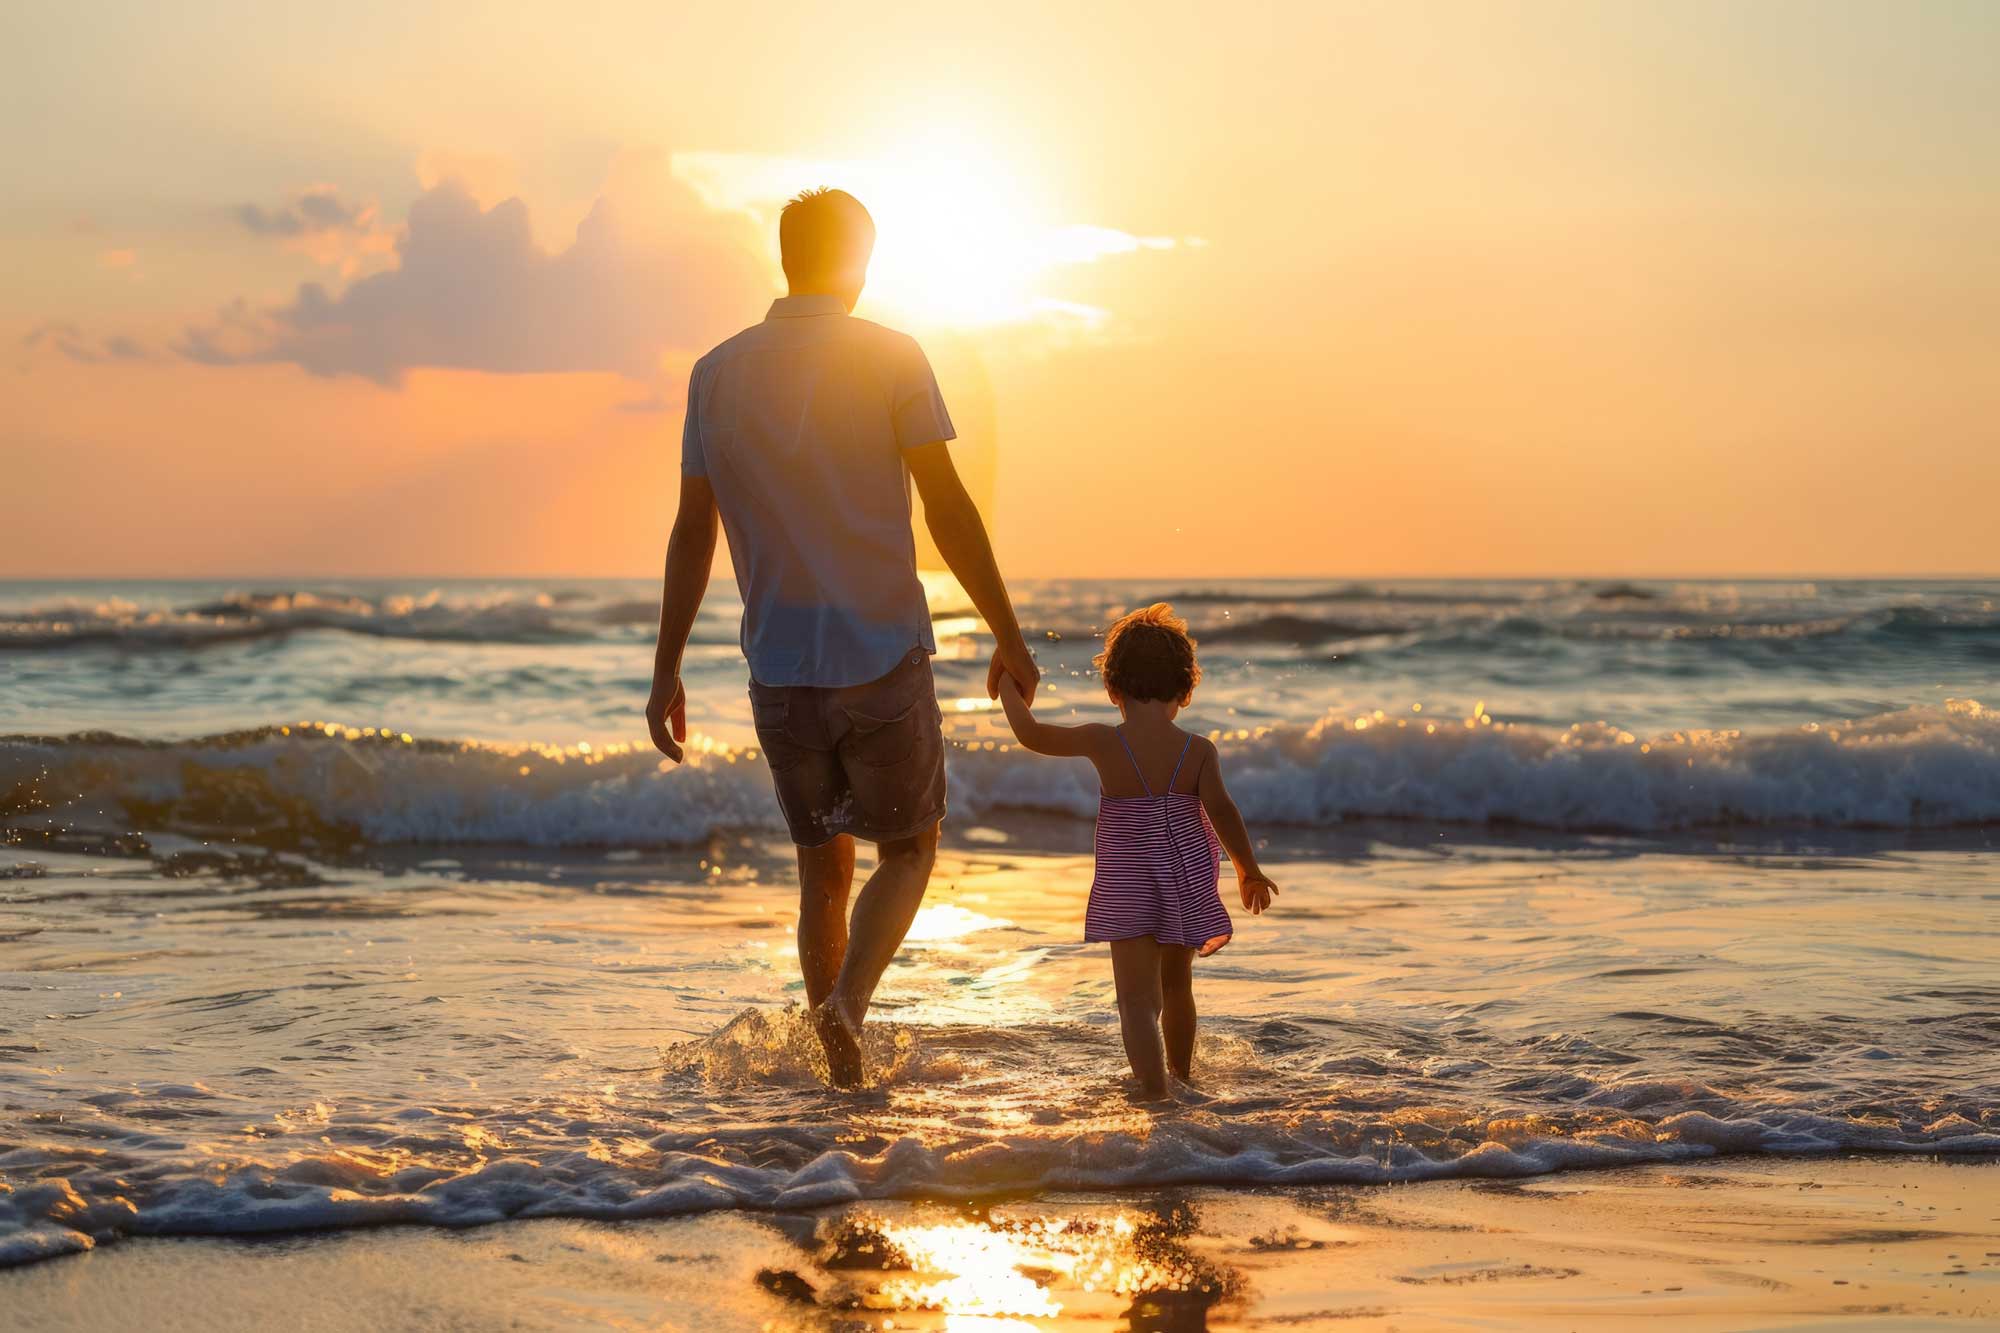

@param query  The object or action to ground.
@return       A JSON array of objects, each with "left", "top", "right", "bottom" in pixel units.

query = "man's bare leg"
[
  {"left": 795, "top": 835, "right": 856, "bottom": 1009},
  {"left": 815, "top": 822, "right": 939, "bottom": 1085}
]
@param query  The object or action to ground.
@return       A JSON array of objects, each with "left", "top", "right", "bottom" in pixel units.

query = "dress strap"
[
  {"left": 1112, "top": 726, "right": 1152, "bottom": 796},
  {"left": 1167, "top": 733, "right": 1196, "bottom": 792}
]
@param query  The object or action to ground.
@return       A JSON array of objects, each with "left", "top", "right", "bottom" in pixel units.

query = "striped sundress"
[{"left": 1084, "top": 728, "right": 1233, "bottom": 956}]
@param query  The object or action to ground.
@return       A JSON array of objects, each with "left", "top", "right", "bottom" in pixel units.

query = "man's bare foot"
[{"left": 813, "top": 998, "right": 864, "bottom": 1088}]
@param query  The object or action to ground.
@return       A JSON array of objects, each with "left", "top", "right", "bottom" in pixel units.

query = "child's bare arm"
[
  {"left": 997, "top": 673, "right": 1109, "bottom": 758},
  {"left": 1193, "top": 739, "right": 1278, "bottom": 914}
]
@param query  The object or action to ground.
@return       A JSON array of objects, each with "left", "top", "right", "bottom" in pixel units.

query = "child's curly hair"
[{"left": 1094, "top": 602, "right": 1202, "bottom": 703}]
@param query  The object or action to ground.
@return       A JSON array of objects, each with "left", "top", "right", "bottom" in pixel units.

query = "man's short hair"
[{"left": 780, "top": 188, "right": 876, "bottom": 285}]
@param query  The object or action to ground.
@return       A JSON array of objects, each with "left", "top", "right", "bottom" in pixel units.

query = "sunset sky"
[{"left": 5, "top": 1, "right": 1996, "bottom": 578}]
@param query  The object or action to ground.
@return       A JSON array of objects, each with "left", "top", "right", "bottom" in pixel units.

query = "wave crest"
[
  {"left": 0, "top": 588, "right": 699, "bottom": 650},
  {"left": 3, "top": 700, "right": 1996, "bottom": 848}
]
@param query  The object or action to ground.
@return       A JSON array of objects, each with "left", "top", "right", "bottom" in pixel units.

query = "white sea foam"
[
  {"left": 4, "top": 700, "right": 1995, "bottom": 847},
  {"left": 7, "top": 577, "right": 1997, "bottom": 1273},
  {"left": 3, "top": 1012, "right": 1993, "bottom": 1267}
]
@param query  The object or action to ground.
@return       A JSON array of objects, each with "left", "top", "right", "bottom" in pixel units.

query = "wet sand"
[{"left": 7, "top": 1155, "right": 1995, "bottom": 1330}]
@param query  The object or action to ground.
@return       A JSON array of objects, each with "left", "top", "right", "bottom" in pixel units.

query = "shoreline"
[
  {"left": 6, "top": 817, "right": 1995, "bottom": 1304},
  {"left": 7, "top": 1156, "right": 1995, "bottom": 1329}
]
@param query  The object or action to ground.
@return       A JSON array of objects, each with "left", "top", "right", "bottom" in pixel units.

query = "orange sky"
[{"left": 5, "top": 1, "right": 1997, "bottom": 578}]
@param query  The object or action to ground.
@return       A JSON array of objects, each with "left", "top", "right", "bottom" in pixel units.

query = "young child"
[{"left": 997, "top": 602, "right": 1277, "bottom": 1100}]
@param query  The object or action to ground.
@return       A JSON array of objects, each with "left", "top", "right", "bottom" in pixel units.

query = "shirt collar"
[{"left": 767, "top": 294, "right": 847, "bottom": 320}]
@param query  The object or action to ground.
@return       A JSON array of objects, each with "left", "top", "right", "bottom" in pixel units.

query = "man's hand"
[
  {"left": 1238, "top": 872, "right": 1279, "bottom": 915},
  {"left": 647, "top": 477, "right": 716, "bottom": 765},
  {"left": 646, "top": 676, "right": 687, "bottom": 763},
  {"left": 987, "top": 639, "right": 1040, "bottom": 705}
]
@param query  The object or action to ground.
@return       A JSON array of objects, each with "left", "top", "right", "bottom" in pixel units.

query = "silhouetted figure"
[
  {"left": 648, "top": 188, "right": 1038, "bottom": 1086},
  {"left": 996, "top": 604, "right": 1277, "bottom": 1100}
]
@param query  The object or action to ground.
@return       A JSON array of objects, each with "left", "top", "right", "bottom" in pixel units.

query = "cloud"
[
  {"left": 176, "top": 298, "right": 297, "bottom": 371},
  {"left": 235, "top": 187, "right": 373, "bottom": 238},
  {"left": 414, "top": 150, "right": 519, "bottom": 209},
  {"left": 22, "top": 321, "right": 81, "bottom": 348},
  {"left": 22, "top": 321, "right": 150, "bottom": 365},
  {"left": 235, "top": 186, "right": 395, "bottom": 272},
  {"left": 185, "top": 155, "right": 770, "bottom": 387},
  {"left": 97, "top": 248, "right": 137, "bottom": 269}
]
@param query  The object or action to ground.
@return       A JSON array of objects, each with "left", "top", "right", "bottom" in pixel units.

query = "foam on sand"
[{"left": 2, "top": 1009, "right": 1994, "bottom": 1266}]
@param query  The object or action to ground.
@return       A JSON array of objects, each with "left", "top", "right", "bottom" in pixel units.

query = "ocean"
[{"left": 2, "top": 576, "right": 1996, "bottom": 1267}]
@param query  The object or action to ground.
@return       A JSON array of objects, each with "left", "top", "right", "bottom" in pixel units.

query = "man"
[{"left": 646, "top": 188, "right": 1039, "bottom": 1086}]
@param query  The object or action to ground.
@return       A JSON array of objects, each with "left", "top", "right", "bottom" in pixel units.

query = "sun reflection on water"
[
  {"left": 874, "top": 1221, "right": 1065, "bottom": 1319},
  {"left": 903, "top": 902, "right": 1012, "bottom": 944},
  {"left": 823, "top": 1204, "right": 1228, "bottom": 1329}
]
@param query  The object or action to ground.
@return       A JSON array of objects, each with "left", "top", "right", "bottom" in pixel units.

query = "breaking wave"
[
  {"left": 3, "top": 1008, "right": 1994, "bottom": 1266},
  {"left": 4, "top": 700, "right": 1995, "bottom": 849}
]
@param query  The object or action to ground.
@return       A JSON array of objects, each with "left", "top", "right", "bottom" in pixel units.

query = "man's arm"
[
  {"left": 904, "top": 440, "right": 1040, "bottom": 702},
  {"left": 646, "top": 475, "right": 719, "bottom": 762}
]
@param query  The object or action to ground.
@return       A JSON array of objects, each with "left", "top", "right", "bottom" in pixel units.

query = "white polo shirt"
[{"left": 682, "top": 295, "right": 956, "bottom": 687}]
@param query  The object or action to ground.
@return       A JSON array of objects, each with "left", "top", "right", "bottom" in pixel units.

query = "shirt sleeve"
[
  {"left": 680, "top": 364, "right": 707, "bottom": 477},
  {"left": 892, "top": 337, "right": 957, "bottom": 451}
]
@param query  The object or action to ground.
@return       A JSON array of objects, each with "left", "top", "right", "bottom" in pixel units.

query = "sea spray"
[{"left": 6, "top": 700, "right": 1996, "bottom": 847}]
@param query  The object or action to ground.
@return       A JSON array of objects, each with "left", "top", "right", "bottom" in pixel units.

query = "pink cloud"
[{"left": 187, "top": 156, "right": 770, "bottom": 388}]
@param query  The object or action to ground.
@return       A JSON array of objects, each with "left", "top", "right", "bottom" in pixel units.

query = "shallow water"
[
  {"left": 3, "top": 576, "right": 1997, "bottom": 1265},
  {"left": 2, "top": 826, "right": 1994, "bottom": 1265}
]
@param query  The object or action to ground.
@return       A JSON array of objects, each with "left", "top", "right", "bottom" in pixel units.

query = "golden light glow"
[
  {"left": 13, "top": 7, "right": 1998, "bottom": 580},
  {"left": 875, "top": 1222, "right": 1063, "bottom": 1319},
  {"left": 862, "top": 1211, "right": 1202, "bottom": 1326},
  {"left": 902, "top": 902, "right": 1012, "bottom": 944},
  {"left": 675, "top": 130, "right": 1179, "bottom": 331}
]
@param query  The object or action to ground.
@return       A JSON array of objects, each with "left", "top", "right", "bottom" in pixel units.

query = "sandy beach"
[{"left": 8, "top": 1156, "right": 1995, "bottom": 1329}]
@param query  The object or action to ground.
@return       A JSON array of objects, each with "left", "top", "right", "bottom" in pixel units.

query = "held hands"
[
  {"left": 986, "top": 638, "right": 1040, "bottom": 706},
  {"left": 646, "top": 675, "right": 688, "bottom": 763},
  {"left": 1238, "top": 872, "right": 1279, "bottom": 915}
]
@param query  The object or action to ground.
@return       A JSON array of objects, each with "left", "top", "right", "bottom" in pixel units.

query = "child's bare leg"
[
  {"left": 1110, "top": 937, "right": 1169, "bottom": 1099},
  {"left": 1158, "top": 945, "right": 1196, "bottom": 1081}
]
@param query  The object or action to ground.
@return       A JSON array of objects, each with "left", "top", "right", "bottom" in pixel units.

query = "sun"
[
  {"left": 829, "top": 133, "right": 1056, "bottom": 328},
  {"left": 675, "top": 132, "right": 1164, "bottom": 331}
]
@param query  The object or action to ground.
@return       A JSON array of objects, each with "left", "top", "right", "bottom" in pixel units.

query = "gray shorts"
[{"left": 748, "top": 648, "right": 948, "bottom": 847}]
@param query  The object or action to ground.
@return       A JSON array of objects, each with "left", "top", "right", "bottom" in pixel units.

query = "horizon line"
[{"left": 3, "top": 571, "right": 1997, "bottom": 584}]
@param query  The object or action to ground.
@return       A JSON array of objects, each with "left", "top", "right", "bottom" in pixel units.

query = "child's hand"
[
  {"left": 998, "top": 671, "right": 1029, "bottom": 706},
  {"left": 1239, "top": 873, "right": 1278, "bottom": 915}
]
